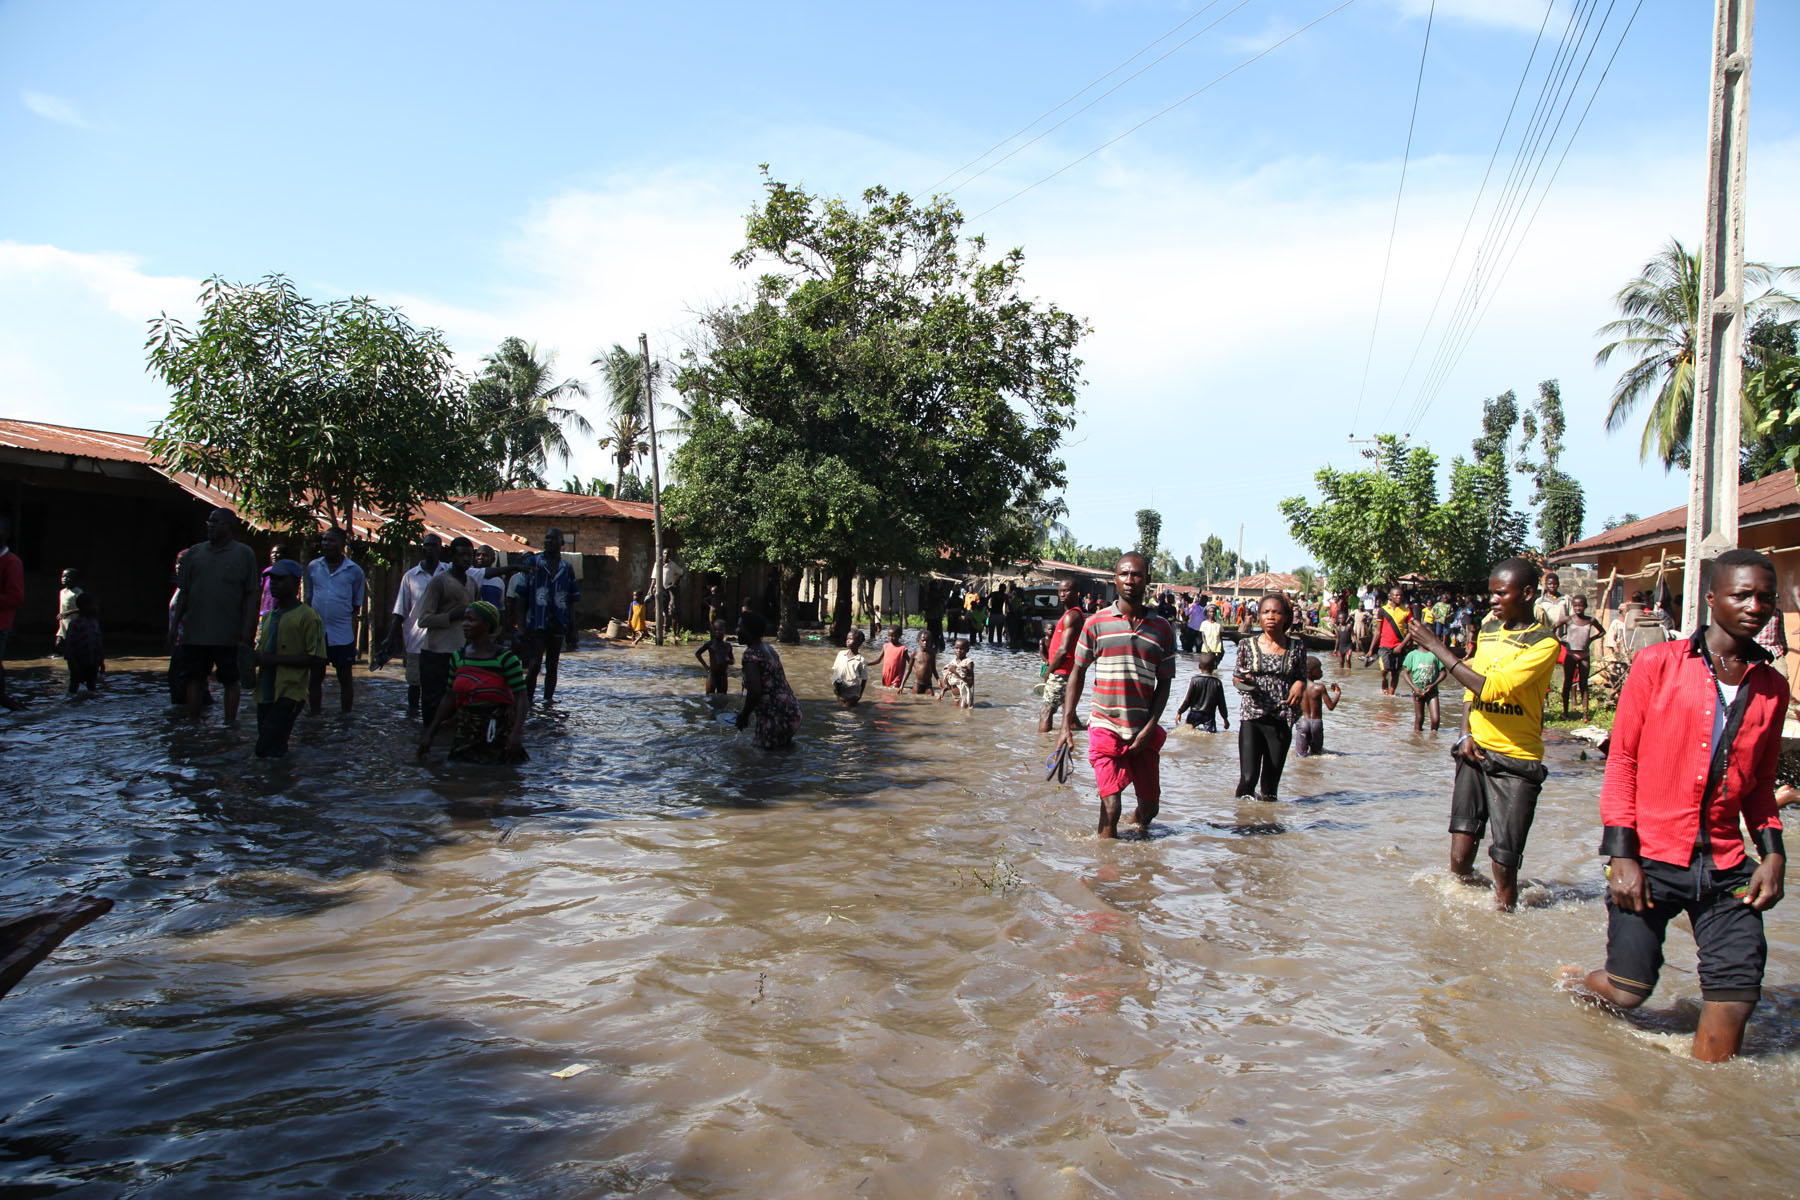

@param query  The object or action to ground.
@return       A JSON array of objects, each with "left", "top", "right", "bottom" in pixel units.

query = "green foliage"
[
  {"left": 594, "top": 343, "right": 662, "bottom": 495},
  {"left": 1198, "top": 534, "right": 1240, "bottom": 584},
  {"left": 1134, "top": 509, "right": 1162, "bottom": 562},
  {"left": 1745, "top": 317, "right": 1800, "bottom": 479},
  {"left": 1521, "top": 380, "right": 1585, "bottom": 551},
  {"left": 1600, "top": 512, "right": 1641, "bottom": 532},
  {"left": 467, "top": 337, "right": 591, "bottom": 489},
  {"left": 1293, "top": 565, "right": 1317, "bottom": 594},
  {"left": 146, "top": 274, "right": 484, "bottom": 562},
  {"left": 1595, "top": 238, "right": 1796, "bottom": 470},
  {"left": 1281, "top": 436, "right": 1442, "bottom": 586},
  {"left": 667, "top": 171, "right": 1086, "bottom": 608},
  {"left": 1437, "top": 453, "right": 1530, "bottom": 582}
]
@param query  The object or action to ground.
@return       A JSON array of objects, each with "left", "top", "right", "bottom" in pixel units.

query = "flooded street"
[{"left": 4, "top": 641, "right": 1799, "bottom": 1197}]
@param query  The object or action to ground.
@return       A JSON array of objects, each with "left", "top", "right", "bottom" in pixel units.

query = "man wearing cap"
[
  {"left": 304, "top": 525, "right": 365, "bottom": 715},
  {"left": 253, "top": 559, "right": 325, "bottom": 758},
  {"left": 170, "top": 507, "right": 260, "bottom": 724}
]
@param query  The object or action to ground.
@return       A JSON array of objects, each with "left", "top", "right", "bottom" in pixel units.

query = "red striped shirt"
[{"left": 1073, "top": 603, "right": 1177, "bottom": 739}]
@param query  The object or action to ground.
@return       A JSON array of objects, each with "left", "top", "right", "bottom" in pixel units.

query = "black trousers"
[
  {"left": 1236, "top": 716, "right": 1293, "bottom": 799},
  {"left": 420, "top": 650, "right": 452, "bottom": 721}
]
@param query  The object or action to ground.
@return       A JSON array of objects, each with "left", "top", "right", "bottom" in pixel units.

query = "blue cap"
[{"left": 268, "top": 558, "right": 303, "bottom": 579}]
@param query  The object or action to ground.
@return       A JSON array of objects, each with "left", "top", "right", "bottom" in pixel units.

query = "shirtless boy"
[
  {"left": 1556, "top": 596, "right": 1604, "bottom": 720},
  {"left": 1293, "top": 657, "right": 1340, "bottom": 757},
  {"left": 902, "top": 631, "right": 938, "bottom": 694},
  {"left": 694, "top": 619, "right": 734, "bottom": 694}
]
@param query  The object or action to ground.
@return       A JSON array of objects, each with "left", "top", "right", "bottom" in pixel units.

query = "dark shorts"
[
  {"left": 517, "top": 628, "right": 564, "bottom": 670},
  {"left": 1413, "top": 686, "right": 1440, "bottom": 704},
  {"left": 324, "top": 643, "right": 356, "bottom": 670},
  {"left": 1294, "top": 716, "right": 1324, "bottom": 756},
  {"left": 1380, "top": 646, "right": 1403, "bottom": 672},
  {"left": 1605, "top": 858, "right": 1766, "bottom": 1003},
  {"left": 255, "top": 697, "right": 301, "bottom": 758},
  {"left": 1449, "top": 747, "right": 1548, "bottom": 868},
  {"left": 1564, "top": 653, "right": 1590, "bottom": 683},
  {"left": 0, "top": 628, "right": 8, "bottom": 660},
  {"left": 182, "top": 643, "right": 243, "bottom": 687},
  {"left": 1335, "top": 626, "right": 1352, "bottom": 650}
]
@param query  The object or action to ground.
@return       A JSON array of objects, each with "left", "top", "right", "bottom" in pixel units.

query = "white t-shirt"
[
  {"left": 392, "top": 562, "right": 447, "bottom": 655},
  {"left": 832, "top": 650, "right": 868, "bottom": 689}
]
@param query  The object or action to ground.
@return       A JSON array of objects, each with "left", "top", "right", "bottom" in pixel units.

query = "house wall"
[
  {"left": 1583, "top": 516, "right": 1800, "bottom": 698},
  {"left": 2, "top": 462, "right": 216, "bottom": 649}
]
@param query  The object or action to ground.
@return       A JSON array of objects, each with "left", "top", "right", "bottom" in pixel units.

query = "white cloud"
[
  {"left": 1380, "top": 0, "right": 1567, "bottom": 32},
  {"left": 21, "top": 90, "right": 89, "bottom": 128}
]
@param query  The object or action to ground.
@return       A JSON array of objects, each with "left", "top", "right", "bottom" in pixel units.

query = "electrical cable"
[
  {"left": 1404, "top": 0, "right": 1644, "bottom": 438},
  {"left": 1369, "top": 0, "right": 1555, "bottom": 436},
  {"left": 1348, "top": 0, "right": 1435, "bottom": 439},
  {"left": 940, "top": 0, "right": 1256, "bottom": 196},
  {"left": 969, "top": 0, "right": 1359, "bottom": 222},
  {"left": 926, "top": 0, "right": 1236, "bottom": 195}
]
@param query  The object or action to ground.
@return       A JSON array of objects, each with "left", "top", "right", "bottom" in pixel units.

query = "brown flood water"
[{"left": 3, "top": 641, "right": 1799, "bottom": 1197}]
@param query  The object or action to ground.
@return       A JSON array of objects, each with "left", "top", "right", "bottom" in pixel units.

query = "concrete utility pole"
[
  {"left": 1683, "top": 0, "right": 1755, "bottom": 630},
  {"left": 641, "top": 333, "right": 666, "bottom": 645}
]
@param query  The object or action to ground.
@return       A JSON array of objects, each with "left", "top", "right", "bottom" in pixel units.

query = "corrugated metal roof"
[
  {"left": 0, "top": 417, "right": 529, "bottom": 552},
  {"left": 1211, "top": 572, "right": 1302, "bottom": 592},
  {"left": 455, "top": 488, "right": 656, "bottom": 521},
  {"left": 1550, "top": 469, "right": 1800, "bottom": 563}
]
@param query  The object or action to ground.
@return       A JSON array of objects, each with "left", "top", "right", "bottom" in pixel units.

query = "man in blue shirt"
[
  {"left": 303, "top": 526, "right": 366, "bottom": 714},
  {"left": 509, "top": 527, "right": 580, "bottom": 703}
]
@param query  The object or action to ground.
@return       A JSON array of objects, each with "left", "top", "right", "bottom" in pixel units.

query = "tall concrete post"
[{"left": 1683, "top": 0, "right": 1754, "bottom": 630}]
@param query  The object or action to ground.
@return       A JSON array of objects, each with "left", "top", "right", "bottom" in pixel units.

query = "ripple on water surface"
[{"left": 2, "top": 645, "right": 1799, "bottom": 1196}]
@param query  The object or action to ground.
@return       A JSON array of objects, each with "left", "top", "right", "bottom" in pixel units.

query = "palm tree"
[
  {"left": 1595, "top": 238, "right": 1795, "bottom": 469},
  {"left": 470, "top": 338, "right": 592, "bottom": 488},
  {"left": 594, "top": 343, "right": 669, "bottom": 495}
]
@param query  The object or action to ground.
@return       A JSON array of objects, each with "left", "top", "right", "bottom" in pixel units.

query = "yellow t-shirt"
[{"left": 1463, "top": 616, "right": 1560, "bottom": 760}]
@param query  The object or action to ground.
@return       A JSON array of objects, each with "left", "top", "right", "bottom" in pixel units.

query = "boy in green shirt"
[
  {"left": 1400, "top": 643, "right": 1446, "bottom": 731},
  {"left": 254, "top": 559, "right": 326, "bottom": 758}
]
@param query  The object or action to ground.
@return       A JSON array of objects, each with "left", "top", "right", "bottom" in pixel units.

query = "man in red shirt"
[
  {"left": 1375, "top": 584, "right": 1410, "bottom": 695},
  {"left": 0, "top": 516, "right": 23, "bottom": 711},
  {"left": 1054, "top": 554, "right": 1177, "bottom": 838},
  {"left": 1571, "top": 548, "right": 1786, "bottom": 1061},
  {"left": 1038, "top": 579, "right": 1086, "bottom": 733}
]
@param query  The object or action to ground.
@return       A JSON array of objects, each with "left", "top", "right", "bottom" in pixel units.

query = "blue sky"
[{"left": 4, "top": 0, "right": 1798, "bottom": 570}]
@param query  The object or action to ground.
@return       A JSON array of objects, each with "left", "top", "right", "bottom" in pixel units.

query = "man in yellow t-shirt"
[{"left": 1406, "top": 558, "right": 1559, "bottom": 911}]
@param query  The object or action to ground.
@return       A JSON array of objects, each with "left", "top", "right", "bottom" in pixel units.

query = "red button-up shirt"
[{"left": 1600, "top": 633, "right": 1784, "bottom": 869}]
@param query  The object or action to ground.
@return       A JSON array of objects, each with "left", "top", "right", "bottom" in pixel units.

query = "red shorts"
[{"left": 1086, "top": 725, "right": 1167, "bottom": 801}]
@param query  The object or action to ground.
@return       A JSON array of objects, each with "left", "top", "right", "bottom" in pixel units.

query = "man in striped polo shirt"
[{"left": 1055, "top": 552, "right": 1178, "bottom": 838}]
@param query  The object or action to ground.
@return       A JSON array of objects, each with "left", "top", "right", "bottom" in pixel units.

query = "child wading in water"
[
  {"left": 1557, "top": 595, "right": 1604, "bottom": 720},
  {"left": 1401, "top": 640, "right": 1446, "bottom": 730},
  {"left": 694, "top": 619, "right": 734, "bottom": 694},
  {"left": 627, "top": 590, "right": 650, "bottom": 645},
  {"left": 902, "top": 630, "right": 937, "bottom": 695},
  {"left": 1293, "top": 657, "right": 1340, "bottom": 756},
  {"left": 879, "top": 625, "right": 911, "bottom": 689},
  {"left": 832, "top": 629, "right": 869, "bottom": 707},
  {"left": 939, "top": 638, "right": 975, "bottom": 708},
  {"left": 1176, "top": 651, "right": 1229, "bottom": 732},
  {"left": 62, "top": 592, "right": 105, "bottom": 696}
]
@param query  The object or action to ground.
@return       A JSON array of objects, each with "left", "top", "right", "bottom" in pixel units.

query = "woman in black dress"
[{"left": 1233, "top": 593, "right": 1308, "bottom": 800}]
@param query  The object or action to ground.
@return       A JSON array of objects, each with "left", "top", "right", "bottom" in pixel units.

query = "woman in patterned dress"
[
  {"left": 735, "top": 611, "right": 801, "bottom": 750},
  {"left": 417, "top": 601, "right": 528, "bottom": 764},
  {"left": 1232, "top": 592, "right": 1308, "bottom": 800}
]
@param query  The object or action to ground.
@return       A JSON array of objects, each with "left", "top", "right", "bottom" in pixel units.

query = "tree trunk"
[
  {"left": 923, "top": 578, "right": 947, "bottom": 649},
  {"left": 777, "top": 564, "right": 802, "bottom": 644},
  {"left": 829, "top": 564, "right": 854, "bottom": 646}
]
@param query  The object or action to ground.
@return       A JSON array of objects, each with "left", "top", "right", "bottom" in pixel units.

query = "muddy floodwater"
[{"left": 4, "top": 640, "right": 1800, "bottom": 1197}]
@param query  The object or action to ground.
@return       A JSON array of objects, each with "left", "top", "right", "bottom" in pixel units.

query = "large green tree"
[
  {"left": 594, "top": 342, "right": 666, "bottom": 496},
  {"left": 1280, "top": 436, "right": 1441, "bottom": 586},
  {"left": 1518, "top": 379, "right": 1585, "bottom": 552},
  {"left": 1134, "top": 509, "right": 1162, "bottom": 563},
  {"left": 147, "top": 274, "right": 485, "bottom": 559},
  {"left": 468, "top": 337, "right": 592, "bottom": 489},
  {"left": 667, "top": 171, "right": 1086, "bottom": 642},
  {"left": 1595, "top": 238, "right": 1795, "bottom": 470}
]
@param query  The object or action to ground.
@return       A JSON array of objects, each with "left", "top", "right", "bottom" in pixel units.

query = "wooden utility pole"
[
  {"left": 640, "top": 333, "right": 666, "bottom": 645},
  {"left": 1235, "top": 523, "right": 1245, "bottom": 602},
  {"left": 1683, "top": 0, "right": 1755, "bottom": 630}
]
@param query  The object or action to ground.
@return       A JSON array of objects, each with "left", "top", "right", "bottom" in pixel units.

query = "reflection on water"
[{"left": 2, "top": 643, "right": 1798, "bottom": 1196}]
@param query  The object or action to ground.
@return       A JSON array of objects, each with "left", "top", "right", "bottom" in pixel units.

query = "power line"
[
  {"left": 970, "top": 0, "right": 1360, "bottom": 222},
  {"left": 1369, "top": 0, "right": 1555, "bottom": 436},
  {"left": 1348, "top": 0, "right": 1435, "bottom": 439},
  {"left": 925, "top": 0, "right": 1237, "bottom": 195},
  {"left": 1399, "top": 0, "right": 1604, "bottom": 434},
  {"left": 1396, "top": 0, "right": 1611, "bottom": 435},
  {"left": 940, "top": 0, "right": 1256, "bottom": 196},
  {"left": 1404, "top": 0, "right": 1644, "bottom": 437}
]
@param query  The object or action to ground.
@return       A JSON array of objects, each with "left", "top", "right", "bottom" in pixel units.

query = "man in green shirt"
[{"left": 254, "top": 560, "right": 325, "bottom": 759}]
